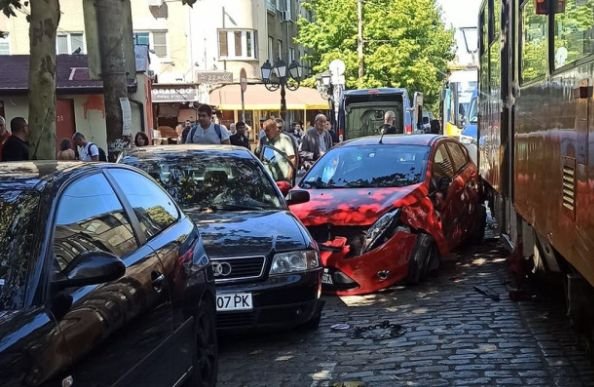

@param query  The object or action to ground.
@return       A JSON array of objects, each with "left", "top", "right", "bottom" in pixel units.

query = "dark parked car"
[
  {"left": 287, "top": 135, "right": 485, "bottom": 295},
  {"left": 0, "top": 162, "right": 217, "bottom": 387},
  {"left": 118, "top": 145, "right": 324, "bottom": 331}
]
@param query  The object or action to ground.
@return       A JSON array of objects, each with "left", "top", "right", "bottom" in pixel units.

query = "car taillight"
[{"left": 405, "top": 124, "right": 412, "bottom": 134}]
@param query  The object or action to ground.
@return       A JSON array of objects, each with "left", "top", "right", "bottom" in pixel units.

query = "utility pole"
[
  {"left": 95, "top": 0, "right": 129, "bottom": 159},
  {"left": 357, "top": 0, "right": 364, "bottom": 79}
]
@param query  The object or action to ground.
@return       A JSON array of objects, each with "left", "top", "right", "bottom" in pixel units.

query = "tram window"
[
  {"left": 553, "top": 0, "right": 594, "bottom": 69},
  {"left": 494, "top": 0, "right": 501, "bottom": 38},
  {"left": 488, "top": 0, "right": 495, "bottom": 44},
  {"left": 521, "top": 0, "right": 549, "bottom": 83},
  {"left": 480, "top": 8, "right": 488, "bottom": 54}
]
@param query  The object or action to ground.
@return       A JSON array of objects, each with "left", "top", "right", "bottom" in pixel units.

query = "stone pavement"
[{"left": 218, "top": 238, "right": 594, "bottom": 386}]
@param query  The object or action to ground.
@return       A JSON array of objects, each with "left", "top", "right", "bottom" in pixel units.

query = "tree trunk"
[
  {"left": 96, "top": 0, "right": 130, "bottom": 160},
  {"left": 28, "top": 0, "right": 60, "bottom": 160}
]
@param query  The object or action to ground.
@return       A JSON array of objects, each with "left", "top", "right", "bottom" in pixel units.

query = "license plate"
[
  {"left": 322, "top": 273, "right": 333, "bottom": 285},
  {"left": 216, "top": 293, "right": 253, "bottom": 311}
]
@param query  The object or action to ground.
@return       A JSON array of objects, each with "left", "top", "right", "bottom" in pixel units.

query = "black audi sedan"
[
  {"left": 0, "top": 162, "right": 217, "bottom": 387},
  {"left": 118, "top": 145, "right": 324, "bottom": 331}
]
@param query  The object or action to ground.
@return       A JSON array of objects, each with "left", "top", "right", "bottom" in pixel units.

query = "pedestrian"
[
  {"left": 1, "top": 117, "right": 29, "bottom": 162},
  {"left": 185, "top": 104, "right": 231, "bottom": 145},
  {"left": 230, "top": 121, "right": 250, "bottom": 149},
  {"left": 213, "top": 110, "right": 229, "bottom": 133},
  {"left": 325, "top": 120, "right": 339, "bottom": 143},
  {"left": 56, "top": 138, "right": 76, "bottom": 160},
  {"left": 134, "top": 131, "right": 149, "bottom": 147},
  {"left": 0, "top": 116, "right": 10, "bottom": 161},
  {"left": 181, "top": 120, "right": 193, "bottom": 144},
  {"left": 382, "top": 110, "right": 400, "bottom": 134},
  {"left": 300, "top": 113, "right": 333, "bottom": 161},
  {"left": 72, "top": 132, "right": 107, "bottom": 161},
  {"left": 229, "top": 123, "right": 237, "bottom": 136},
  {"left": 257, "top": 118, "right": 297, "bottom": 182}
]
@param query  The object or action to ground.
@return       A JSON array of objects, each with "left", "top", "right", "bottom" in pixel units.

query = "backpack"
[
  {"left": 188, "top": 124, "right": 222, "bottom": 143},
  {"left": 86, "top": 142, "right": 108, "bottom": 162}
]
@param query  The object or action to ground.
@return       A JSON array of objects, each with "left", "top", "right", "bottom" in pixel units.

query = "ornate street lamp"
[{"left": 261, "top": 58, "right": 302, "bottom": 122}]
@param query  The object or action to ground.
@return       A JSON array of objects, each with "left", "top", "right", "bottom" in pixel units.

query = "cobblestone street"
[{"left": 218, "top": 238, "right": 594, "bottom": 386}]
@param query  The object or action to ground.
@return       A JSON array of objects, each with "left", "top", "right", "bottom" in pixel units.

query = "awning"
[{"left": 209, "top": 84, "right": 329, "bottom": 110}]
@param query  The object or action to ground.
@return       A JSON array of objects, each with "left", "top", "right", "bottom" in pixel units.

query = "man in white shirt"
[
  {"left": 72, "top": 132, "right": 99, "bottom": 161},
  {"left": 186, "top": 105, "right": 231, "bottom": 145}
]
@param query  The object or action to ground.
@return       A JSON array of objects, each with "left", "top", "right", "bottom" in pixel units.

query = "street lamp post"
[
  {"left": 261, "top": 58, "right": 302, "bottom": 124},
  {"left": 316, "top": 60, "right": 346, "bottom": 141}
]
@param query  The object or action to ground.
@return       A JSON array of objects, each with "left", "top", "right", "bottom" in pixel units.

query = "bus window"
[
  {"left": 553, "top": 0, "right": 594, "bottom": 69},
  {"left": 521, "top": 0, "right": 549, "bottom": 83}
]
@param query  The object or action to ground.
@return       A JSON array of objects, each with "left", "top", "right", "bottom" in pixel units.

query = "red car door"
[
  {"left": 447, "top": 142, "right": 482, "bottom": 237},
  {"left": 430, "top": 143, "right": 465, "bottom": 249}
]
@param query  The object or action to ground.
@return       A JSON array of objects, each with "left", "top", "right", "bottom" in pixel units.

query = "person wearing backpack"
[
  {"left": 185, "top": 104, "right": 230, "bottom": 145},
  {"left": 72, "top": 132, "right": 108, "bottom": 162}
]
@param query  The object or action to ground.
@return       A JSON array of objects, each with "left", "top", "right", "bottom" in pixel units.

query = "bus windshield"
[{"left": 345, "top": 99, "right": 404, "bottom": 139}]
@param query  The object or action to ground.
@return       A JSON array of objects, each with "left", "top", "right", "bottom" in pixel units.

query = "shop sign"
[
  {"left": 196, "top": 71, "right": 233, "bottom": 84},
  {"left": 152, "top": 86, "right": 199, "bottom": 103}
]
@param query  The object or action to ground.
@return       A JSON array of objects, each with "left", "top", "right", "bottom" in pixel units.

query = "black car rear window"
[{"left": 121, "top": 153, "right": 283, "bottom": 212}]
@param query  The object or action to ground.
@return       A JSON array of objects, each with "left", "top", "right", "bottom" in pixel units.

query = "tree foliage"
[
  {"left": 296, "top": 0, "right": 455, "bottom": 105},
  {"left": 0, "top": 0, "right": 24, "bottom": 37}
]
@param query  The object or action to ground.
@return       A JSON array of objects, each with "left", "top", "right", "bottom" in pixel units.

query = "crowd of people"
[{"left": 0, "top": 104, "right": 338, "bottom": 185}]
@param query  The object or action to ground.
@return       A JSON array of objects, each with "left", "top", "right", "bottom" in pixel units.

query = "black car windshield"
[
  {"left": 0, "top": 189, "right": 40, "bottom": 310},
  {"left": 300, "top": 144, "right": 429, "bottom": 189},
  {"left": 122, "top": 154, "right": 283, "bottom": 211}
]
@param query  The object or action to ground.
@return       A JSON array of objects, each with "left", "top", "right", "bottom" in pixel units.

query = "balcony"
[{"left": 266, "top": 0, "right": 277, "bottom": 13}]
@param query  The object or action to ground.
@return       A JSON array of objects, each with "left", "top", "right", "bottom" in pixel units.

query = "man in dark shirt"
[
  {"left": 229, "top": 121, "right": 250, "bottom": 150},
  {"left": 1, "top": 117, "right": 29, "bottom": 162},
  {"left": 381, "top": 110, "right": 401, "bottom": 134},
  {"left": 181, "top": 120, "right": 192, "bottom": 144}
]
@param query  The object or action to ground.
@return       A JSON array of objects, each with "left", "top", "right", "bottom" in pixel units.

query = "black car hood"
[{"left": 185, "top": 209, "right": 309, "bottom": 258}]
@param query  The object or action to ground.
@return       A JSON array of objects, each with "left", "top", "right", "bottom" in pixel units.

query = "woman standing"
[{"left": 56, "top": 138, "right": 76, "bottom": 160}]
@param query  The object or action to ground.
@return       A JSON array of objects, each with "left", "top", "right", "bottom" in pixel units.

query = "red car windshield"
[{"left": 300, "top": 145, "right": 429, "bottom": 189}]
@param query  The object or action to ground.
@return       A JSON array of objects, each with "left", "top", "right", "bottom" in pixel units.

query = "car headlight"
[
  {"left": 364, "top": 209, "right": 406, "bottom": 252},
  {"left": 269, "top": 250, "right": 320, "bottom": 275}
]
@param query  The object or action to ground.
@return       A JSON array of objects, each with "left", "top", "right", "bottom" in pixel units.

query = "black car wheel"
[
  {"left": 189, "top": 297, "right": 218, "bottom": 387},
  {"left": 407, "top": 233, "right": 436, "bottom": 285},
  {"left": 299, "top": 301, "right": 324, "bottom": 331}
]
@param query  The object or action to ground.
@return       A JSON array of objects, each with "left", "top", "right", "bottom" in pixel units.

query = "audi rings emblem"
[{"left": 212, "top": 262, "right": 232, "bottom": 277}]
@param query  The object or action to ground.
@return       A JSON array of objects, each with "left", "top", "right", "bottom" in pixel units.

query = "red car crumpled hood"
[{"left": 290, "top": 184, "right": 425, "bottom": 227}]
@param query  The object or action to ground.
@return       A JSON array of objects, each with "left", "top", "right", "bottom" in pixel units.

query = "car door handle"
[{"left": 151, "top": 271, "right": 166, "bottom": 293}]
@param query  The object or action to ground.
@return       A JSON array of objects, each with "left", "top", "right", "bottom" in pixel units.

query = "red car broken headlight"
[{"left": 364, "top": 209, "right": 408, "bottom": 252}]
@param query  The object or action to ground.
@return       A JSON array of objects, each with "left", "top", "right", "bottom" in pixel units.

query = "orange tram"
[{"left": 478, "top": 0, "right": 594, "bottom": 336}]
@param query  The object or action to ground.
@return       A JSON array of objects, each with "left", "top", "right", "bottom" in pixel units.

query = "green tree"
[
  {"left": 296, "top": 0, "right": 454, "bottom": 106},
  {"left": 1, "top": 0, "right": 60, "bottom": 160}
]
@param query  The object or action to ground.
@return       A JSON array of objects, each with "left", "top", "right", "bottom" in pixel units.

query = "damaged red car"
[{"left": 288, "top": 135, "right": 485, "bottom": 295}]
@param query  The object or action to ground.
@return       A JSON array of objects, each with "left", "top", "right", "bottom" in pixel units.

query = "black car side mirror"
[
  {"left": 52, "top": 251, "right": 126, "bottom": 290},
  {"left": 286, "top": 189, "right": 310, "bottom": 206}
]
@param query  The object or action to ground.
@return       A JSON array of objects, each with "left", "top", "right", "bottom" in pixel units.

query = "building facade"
[{"left": 0, "top": 0, "right": 325, "bottom": 144}]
